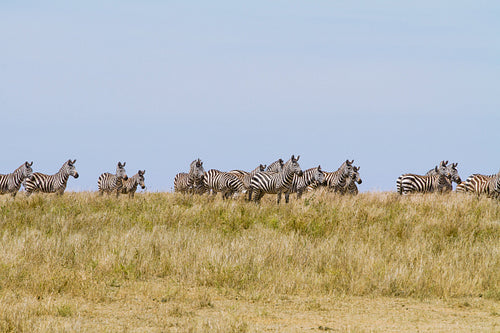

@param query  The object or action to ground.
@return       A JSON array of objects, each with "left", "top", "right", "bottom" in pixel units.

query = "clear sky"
[{"left": 1, "top": 1, "right": 499, "bottom": 192}]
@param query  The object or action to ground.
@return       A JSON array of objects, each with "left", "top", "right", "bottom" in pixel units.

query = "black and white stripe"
[
  {"left": 121, "top": 170, "right": 146, "bottom": 198},
  {"left": 98, "top": 162, "right": 129, "bottom": 197},
  {"left": 424, "top": 161, "right": 462, "bottom": 192},
  {"left": 249, "top": 155, "right": 303, "bottom": 204},
  {"left": 345, "top": 166, "right": 362, "bottom": 195},
  {"left": 266, "top": 159, "right": 284, "bottom": 172},
  {"left": 286, "top": 165, "right": 325, "bottom": 200},
  {"left": 0, "top": 161, "right": 34, "bottom": 197},
  {"left": 456, "top": 172, "right": 500, "bottom": 198},
  {"left": 25, "top": 159, "right": 79, "bottom": 196},
  {"left": 174, "top": 158, "right": 205, "bottom": 194},
  {"left": 229, "top": 164, "right": 266, "bottom": 191},
  {"left": 322, "top": 160, "right": 354, "bottom": 194},
  {"left": 203, "top": 169, "right": 245, "bottom": 199},
  {"left": 397, "top": 161, "right": 450, "bottom": 194}
]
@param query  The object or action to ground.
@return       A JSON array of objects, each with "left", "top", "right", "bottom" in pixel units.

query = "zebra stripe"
[
  {"left": 250, "top": 155, "right": 303, "bottom": 204},
  {"left": 266, "top": 159, "right": 284, "bottom": 172},
  {"left": 203, "top": 169, "right": 245, "bottom": 199},
  {"left": 0, "top": 161, "right": 34, "bottom": 197},
  {"left": 98, "top": 162, "right": 129, "bottom": 197},
  {"left": 287, "top": 165, "right": 325, "bottom": 200},
  {"left": 345, "top": 166, "right": 362, "bottom": 195},
  {"left": 456, "top": 172, "right": 500, "bottom": 198},
  {"left": 174, "top": 158, "right": 205, "bottom": 194},
  {"left": 322, "top": 160, "right": 354, "bottom": 194},
  {"left": 424, "top": 161, "right": 462, "bottom": 192},
  {"left": 397, "top": 161, "right": 450, "bottom": 194},
  {"left": 229, "top": 164, "right": 266, "bottom": 191},
  {"left": 121, "top": 170, "right": 146, "bottom": 198},
  {"left": 25, "top": 159, "right": 79, "bottom": 196}
]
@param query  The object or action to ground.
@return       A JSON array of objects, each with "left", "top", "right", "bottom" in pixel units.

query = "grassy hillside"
[{"left": 0, "top": 191, "right": 499, "bottom": 331}]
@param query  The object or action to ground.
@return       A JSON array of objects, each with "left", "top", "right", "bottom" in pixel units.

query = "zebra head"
[
  {"left": 66, "top": 159, "right": 79, "bottom": 178},
  {"left": 433, "top": 160, "right": 448, "bottom": 177},
  {"left": 447, "top": 162, "right": 461, "bottom": 184},
  {"left": 23, "top": 161, "right": 34, "bottom": 181},
  {"left": 116, "top": 162, "right": 128, "bottom": 180},
  {"left": 284, "top": 155, "right": 303, "bottom": 177},
  {"left": 138, "top": 170, "right": 146, "bottom": 189},
  {"left": 341, "top": 159, "right": 354, "bottom": 177},
  {"left": 351, "top": 166, "right": 362, "bottom": 184},
  {"left": 313, "top": 165, "right": 325, "bottom": 183},
  {"left": 190, "top": 158, "right": 205, "bottom": 180}
]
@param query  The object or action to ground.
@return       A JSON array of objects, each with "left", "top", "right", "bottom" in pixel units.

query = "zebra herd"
[
  {"left": 1, "top": 158, "right": 499, "bottom": 201},
  {"left": 0, "top": 160, "right": 146, "bottom": 198},
  {"left": 397, "top": 160, "right": 500, "bottom": 199},
  {"left": 173, "top": 156, "right": 363, "bottom": 203}
]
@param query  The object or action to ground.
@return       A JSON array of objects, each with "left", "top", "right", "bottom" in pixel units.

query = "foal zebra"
[
  {"left": 25, "top": 159, "right": 79, "bottom": 196},
  {"left": 203, "top": 169, "right": 246, "bottom": 199},
  {"left": 345, "top": 166, "right": 362, "bottom": 195},
  {"left": 0, "top": 161, "right": 34, "bottom": 197},
  {"left": 286, "top": 165, "right": 325, "bottom": 201},
  {"left": 424, "top": 161, "right": 461, "bottom": 192},
  {"left": 456, "top": 172, "right": 500, "bottom": 198},
  {"left": 98, "top": 162, "right": 129, "bottom": 197},
  {"left": 249, "top": 155, "right": 303, "bottom": 204},
  {"left": 121, "top": 170, "right": 146, "bottom": 198},
  {"left": 174, "top": 159, "right": 205, "bottom": 194},
  {"left": 397, "top": 160, "right": 450, "bottom": 195}
]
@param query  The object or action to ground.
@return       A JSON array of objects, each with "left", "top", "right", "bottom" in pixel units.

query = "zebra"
[
  {"left": 121, "top": 170, "right": 146, "bottom": 198},
  {"left": 321, "top": 160, "right": 355, "bottom": 194},
  {"left": 424, "top": 161, "right": 462, "bottom": 192},
  {"left": 174, "top": 158, "right": 205, "bottom": 194},
  {"left": 266, "top": 159, "right": 284, "bottom": 172},
  {"left": 397, "top": 160, "right": 450, "bottom": 195},
  {"left": 249, "top": 155, "right": 303, "bottom": 204},
  {"left": 286, "top": 165, "right": 325, "bottom": 201},
  {"left": 0, "top": 161, "right": 34, "bottom": 197},
  {"left": 229, "top": 164, "right": 266, "bottom": 191},
  {"left": 98, "top": 162, "right": 129, "bottom": 197},
  {"left": 25, "top": 159, "right": 79, "bottom": 196},
  {"left": 203, "top": 169, "right": 246, "bottom": 199},
  {"left": 456, "top": 172, "right": 500, "bottom": 199},
  {"left": 345, "top": 166, "right": 362, "bottom": 195}
]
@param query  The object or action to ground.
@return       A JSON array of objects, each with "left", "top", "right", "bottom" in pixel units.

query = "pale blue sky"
[{"left": 1, "top": 1, "right": 499, "bottom": 192}]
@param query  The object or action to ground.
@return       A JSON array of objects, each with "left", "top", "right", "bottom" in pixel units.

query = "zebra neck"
[{"left": 278, "top": 168, "right": 295, "bottom": 188}]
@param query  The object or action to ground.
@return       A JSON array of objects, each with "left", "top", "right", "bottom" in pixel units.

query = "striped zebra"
[
  {"left": 121, "top": 170, "right": 146, "bottom": 198},
  {"left": 424, "top": 161, "right": 461, "bottom": 192},
  {"left": 456, "top": 172, "right": 500, "bottom": 198},
  {"left": 397, "top": 160, "right": 450, "bottom": 195},
  {"left": 286, "top": 165, "right": 325, "bottom": 201},
  {"left": 0, "top": 161, "right": 34, "bottom": 197},
  {"left": 98, "top": 162, "right": 129, "bottom": 197},
  {"left": 174, "top": 158, "right": 205, "bottom": 194},
  {"left": 266, "top": 159, "right": 284, "bottom": 172},
  {"left": 249, "top": 155, "right": 303, "bottom": 204},
  {"left": 321, "top": 160, "right": 355, "bottom": 194},
  {"left": 345, "top": 166, "right": 362, "bottom": 195},
  {"left": 25, "top": 159, "right": 79, "bottom": 196},
  {"left": 229, "top": 164, "right": 266, "bottom": 191},
  {"left": 203, "top": 169, "right": 246, "bottom": 199}
]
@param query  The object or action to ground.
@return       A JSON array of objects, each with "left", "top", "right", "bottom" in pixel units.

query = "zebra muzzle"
[{"left": 73, "top": 173, "right": 79, "bottom": 179}]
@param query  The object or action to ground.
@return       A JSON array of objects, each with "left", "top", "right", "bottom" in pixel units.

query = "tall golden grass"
[{"left": 0, "top": 190, "right": 498, "bottom": 331}]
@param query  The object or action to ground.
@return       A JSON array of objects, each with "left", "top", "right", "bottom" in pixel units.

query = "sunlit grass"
[{"left": 0, "top": 190, "right": 499, "bottom": 331}]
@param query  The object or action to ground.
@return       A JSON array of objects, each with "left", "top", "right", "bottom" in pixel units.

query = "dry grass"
[{"left": 0, "top": 191, "right": 499, "bottom": 331}]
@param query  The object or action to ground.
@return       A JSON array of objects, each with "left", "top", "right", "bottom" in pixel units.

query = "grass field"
[{"left": 0, "top": 191, "right": 499, "bottom": 332}]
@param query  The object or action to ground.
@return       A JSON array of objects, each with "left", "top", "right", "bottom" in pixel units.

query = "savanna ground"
[{"left": 0, "top": 190, "right": 499, "bottom": 332}]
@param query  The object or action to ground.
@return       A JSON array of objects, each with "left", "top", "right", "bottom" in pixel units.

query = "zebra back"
[
  {"left": 25, "top": 159, "right": 78, "bottom": 195},
  {"left": 0, "top": 161, "right": 34, "bottom": 197},
  {"left": 456, "top": 172, "right": 500, "bottom": 198}
]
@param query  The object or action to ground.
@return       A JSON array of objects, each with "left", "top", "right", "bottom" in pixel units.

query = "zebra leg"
[
  {"left": 284, "top": 192, "right": 290, "bottom": 203},
  {"left": 277, "top": 192, "right": 282, "bottom": 204}
]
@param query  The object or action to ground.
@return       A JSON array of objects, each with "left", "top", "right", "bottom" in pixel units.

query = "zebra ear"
[
  {"left": 435, "top": 166, "right": 438, "bottom": 172},
  {"left": 68, "top": 159, "right": 73, "bottom": 166},
  {"left": 317, "top": 165, "right": 321, "bottom": 171},
  {"left": 122, "top": 162, "right": 126, "bottom": 167},
  {"left": 296, "top": 155, "right": 300, "bottom": 161},
  {"left": 291, "top": 155, "right": 295, "bottom": 160}
]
